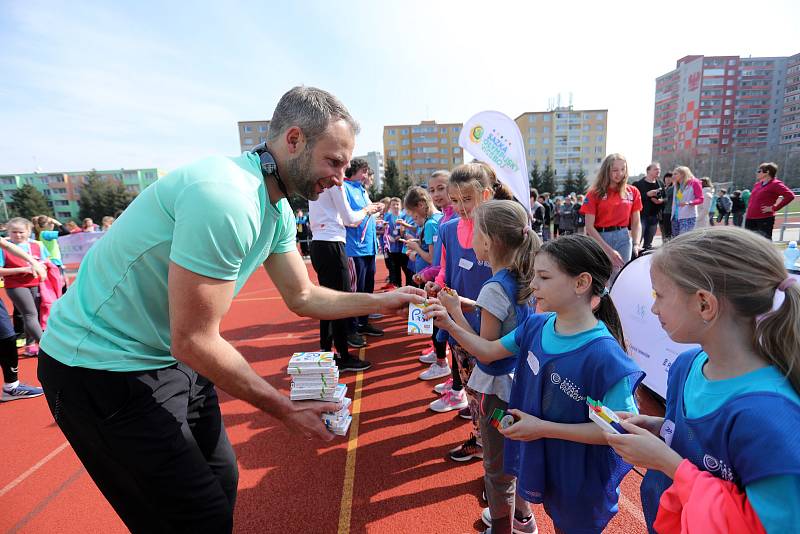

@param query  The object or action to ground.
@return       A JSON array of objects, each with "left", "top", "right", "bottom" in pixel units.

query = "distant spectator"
[
  {"left": 715, "top": 189, "right": 732, "bottom": 225},
  {"left": 529, "top": 189, "right": 544, "bottom": 235},
  {"left": 634, "top": 162, "right": 665, "bottom": 251},
  {"left": 695, "top": 177, "right": 715, "bottom": 228},
  {"left": 101, "top": 216, "right": 115, "bottom": 231},
  {"left": 295, "top": 209, "right": 311, "bottom": 257},
  {"left": 553, "top": 198, "right": 563, "bottom": 237},
  {"left": 744, "top": 162, "right": 796, "bottom": 240},
  {"left": 82, "top": 218, "right": 98, "bottom": 232},
  {"left": 65, "top": 220, "right": 81, "bottom": 234},
  {"left": 659, "top": 172, "right": 674, "bottom": 241},
  {"left": 541, "top": 192, "right": 554, "bottom": 241},
  {"left": 670, "top": 166, "right": 703, "bottom": 236},
  {"left": 731, "top": 190, "right": 746, "bottom": 227},
  {"left": 575, "top": 194, "right": 586, "bottom": 234},
  {"left": 557, "top": 196, "right": 577, "bottom": 235}
]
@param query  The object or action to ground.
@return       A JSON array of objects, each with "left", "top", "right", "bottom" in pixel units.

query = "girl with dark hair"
[{"left": 426, "top": 233, "right": 643, "bottom": 534}]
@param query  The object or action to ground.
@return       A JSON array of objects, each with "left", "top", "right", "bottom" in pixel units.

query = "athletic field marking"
[
  {"left": 8, "top": 465, "right": 85, "bottom": 533},
  {"left": 0, "top": 441, "right": 70, "bottom": 498},
  {"left": 619, "top": 492, "right": 646, "bottom": 525},
  {"left": 337, "top": 347, "right": 365, "bottom": 534},
  {"left": 228, "top": 334, "right": 296, "bottom": 344}
]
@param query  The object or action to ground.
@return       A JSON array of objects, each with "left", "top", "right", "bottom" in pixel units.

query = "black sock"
[{"left": 0, "top": 335, "right": 20, "bottom": 383}]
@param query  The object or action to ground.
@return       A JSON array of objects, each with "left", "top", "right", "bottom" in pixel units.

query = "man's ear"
[{"left": 285, "top": 127, "right": 306, "bottom": 155}]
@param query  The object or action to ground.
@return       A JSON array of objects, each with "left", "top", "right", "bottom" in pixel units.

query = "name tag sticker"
[
  {"left": 458, "top": 258, "right": 474, "bottom": 270},
  {"left": 432, "top": 235, "right": 438, "bottom": 242},
  {"left": 527, "top": 351, "right": 540, "bottom": 375}
]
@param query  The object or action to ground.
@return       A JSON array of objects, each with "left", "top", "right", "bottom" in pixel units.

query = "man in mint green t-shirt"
[{"left": 37, "top": 86, "right": 424, "bottom": 533}]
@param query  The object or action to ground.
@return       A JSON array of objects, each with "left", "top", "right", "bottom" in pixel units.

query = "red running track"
[{"left": 0, "top": 262, "right": 661, "bottom": 533}]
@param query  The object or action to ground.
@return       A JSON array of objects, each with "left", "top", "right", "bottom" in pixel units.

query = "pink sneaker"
[
  {"left": 429, "top": 388, "right": 468, "bottom": 413},
  {"left": 433, "top": 377, "right": 453, "bottom": 395},
  {"left": 23, "top": 343, "right": 39, "bottom": 356}
]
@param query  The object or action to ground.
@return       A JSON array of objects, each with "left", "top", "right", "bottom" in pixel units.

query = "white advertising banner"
[
  {"left": 58, "top": 232, "right": 104, "bottom": 265},
  {"left": 610, "top": 254, "right": 699, "bottom": 398},
  {"left": 458, "top": 111, "right": 531, "bottom": 213}
]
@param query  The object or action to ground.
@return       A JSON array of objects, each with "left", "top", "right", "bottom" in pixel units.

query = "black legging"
[
  {"left": 310, "top": 241, "right": 352, "bottom": 358},
  {"left": 6, "top": 286, "right": 42, "bottom": 342}
]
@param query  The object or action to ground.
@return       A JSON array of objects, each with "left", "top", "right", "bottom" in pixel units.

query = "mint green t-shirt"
[{"left": 41, "top": 153, "right": 296, "bottom": 371}]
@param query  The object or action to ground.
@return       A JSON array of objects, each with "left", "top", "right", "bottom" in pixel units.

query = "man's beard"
[{"left": 285, "top": 148, "right": 320, "bottom": 201}]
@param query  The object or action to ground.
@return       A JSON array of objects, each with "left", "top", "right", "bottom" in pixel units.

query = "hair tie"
[
  {"left": 779, "top": 277, "right": 797, "bottom": 292},
  {"left": 522, "top": 226, "right": 530, "bottom": 237},
  {"left": 599, "top": 287, "right": 609, "bottom": 298}
]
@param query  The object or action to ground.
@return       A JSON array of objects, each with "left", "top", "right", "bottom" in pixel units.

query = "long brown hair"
[
  {"left": 590, "top": 153, "right": 628, "bottom": 199},
  {"left": 473, "top": 200, "right": 541, "bottom": 303},
  {"left": 450, "top": 162, "right": 513, "bottom": 200},
  {"left": 652, "top": 226, "right": 800, "bottom": 393}
]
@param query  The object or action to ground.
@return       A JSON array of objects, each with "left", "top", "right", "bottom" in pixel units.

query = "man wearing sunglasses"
[{"left": 744, "top": 162, "right": 795, "bottom": 240}]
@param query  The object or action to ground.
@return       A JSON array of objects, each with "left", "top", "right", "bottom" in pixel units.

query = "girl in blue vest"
[
  {"left": 427, "top": 234, "right": 644, "bottom": 534},
  {"left": 402, "top": 186, "right": 448, "bottom": 382},
  {"left": 606, "top": 227, "right": 800, "bottom": 534},
  {"left": 427, "top": 163, "right": 514, "bottom": 463},
  {"left": 437, "top": 199, "right": 541, "bottom": 534}
]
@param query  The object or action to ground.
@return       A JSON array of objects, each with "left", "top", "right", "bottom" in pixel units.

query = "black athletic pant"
[
  {"left": 352, "top": 255, "right": 376, "bottom": 326},
  {"left": 38, "top": 352, "right": 238, "bottom": 534},
  {"left": 0, "top": 335, "right": 19, "bottom": 383},
  {"left": 745, "top": 216, "right": 775, "bottom": 241},
  {"left": 310, "top": 240, "right": 352, "bottom": 358},
  {"left": 387, "top": 252, "right": 408, "bottom": 286}
]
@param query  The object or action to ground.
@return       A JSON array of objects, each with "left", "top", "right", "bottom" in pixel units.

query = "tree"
[
  {"left": 9, "top": 184, "right": 52, "bottom": 219},
  {"left": 575, "top": 168, "right": 589, "bottom": 194},
  {"left": 381, "top": 159, "right": 403, "bottom": 198},
  {"left": 529, "top": 161, "right": 544, "bottom": 195},
  {"left": 78, "top": 170, "right": 135, "bottom": 221},
  {"left": 560, "top": 168, "right": 576, "bottom": 195},
  {"left": 540, "top": 161, "right": 556, "bottom": 195}
]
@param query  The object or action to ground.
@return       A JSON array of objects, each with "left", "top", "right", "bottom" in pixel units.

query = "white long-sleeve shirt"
[{"left": 309, "top": 185, "right": 368, "bottom": 242}]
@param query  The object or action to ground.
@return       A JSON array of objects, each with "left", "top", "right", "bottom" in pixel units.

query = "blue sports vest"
[
  {"left": 475, "top": 268, "right": 531, "bottom": 376},
  {"left": 343, "top": 180, "right": 376, "bottom": 257},
  {"left": 640, "top": 349, "right": 800, "bottom": 533},
  {"left": 430, "top": 213, "right": 456, "bottom": 268},
  {"left": 436, "top": 218, "right": 492, "bottom": 344},
  {"left": 413, "top": 212, "right": 443, "bottom": 273},
  {"left": 385, "top": 212, "right": 404, "bottom": 254},
  {"left": 504, "top": 313, "right": 644, "bottom": 533}
]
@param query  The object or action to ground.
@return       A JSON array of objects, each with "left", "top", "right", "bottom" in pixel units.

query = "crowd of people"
[
  {"left": 305, "top": 142, "right": 799, "bottom": 533},
  {"left": 4, "top": 85, "right": 799, "bottom": 533}
]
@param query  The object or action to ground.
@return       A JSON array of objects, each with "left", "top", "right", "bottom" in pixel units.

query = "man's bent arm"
[
  {"left": 264, "top": 250, "right": 424, "bottom": 319},
  {"left": 168, "top": 262, "right": 334, "bottom": 439}
]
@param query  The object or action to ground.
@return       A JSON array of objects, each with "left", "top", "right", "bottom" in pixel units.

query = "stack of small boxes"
[{"left": 287, "top": 351, "right": 352, "bottom": 436}]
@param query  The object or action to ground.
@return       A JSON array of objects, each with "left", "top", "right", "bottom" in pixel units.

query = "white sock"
[{"left": 4, "top": 380, "right": 20, "bottom": 392}]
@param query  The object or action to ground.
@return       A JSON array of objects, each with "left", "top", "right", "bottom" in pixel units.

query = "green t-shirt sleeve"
[
  {"left": 746, "top": 475, "right": 800, "bottom": 533},
  {"left": 170, "top": 181, "right": 260, "bottom": 280},
  {"left": 271, "top": 200, "right": 299, "bottom": 254},
  {"left": 500, "top": 329, "right": 520, "bottom": 353}
]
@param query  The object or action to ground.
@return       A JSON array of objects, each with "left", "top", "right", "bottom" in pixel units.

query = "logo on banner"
[
  {"left": 468, "top": 127, "right": 520, "bottom": 173},
  {"left": 470, "top": 125, "right": 484, "bottom": 143}
]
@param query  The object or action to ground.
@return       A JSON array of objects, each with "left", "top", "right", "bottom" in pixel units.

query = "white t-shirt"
[{"left": 308, "top": 185, "right": 367, "bottom": 242}]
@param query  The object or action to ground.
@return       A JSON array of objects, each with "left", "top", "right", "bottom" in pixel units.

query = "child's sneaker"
[
  {"left": 429, "top": 388, "right": 468, "bottom": 412},
  {"left": 23, "top": 343, "right": 39, "bottom": 356},
  {"left": 419, "top": 362, "right": 451, "bottom": 381},
  {"left": 481, "top": 507, "right": 538, "bottom": 534},
  {"left": 1, "top": 383, "right": 44, "bottom": 402},
  {"left": 448, "top": 433, "right": 483, "bottom": 462},
  {"left": 419, "top": 350, "right": 437, "bottom": 364},
  {"left": 458, "top": 406, "right": 472, "bottom": 419},
  {"left": 433, "top": 377, "right": 453, "bottom": 395}
]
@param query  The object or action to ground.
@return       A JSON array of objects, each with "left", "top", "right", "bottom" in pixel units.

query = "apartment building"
[
  {"left": 0, "top": 168, "right": 163, "bottom": 220},
  {"left": 515, "top": 108, "right": 608, "bottom": 186},
  {"left": 354, "top": 151, "right": 385, "bottom": 191},
  {"left": 383, "top": 120, "right": 464, "bottom": 180},
  {"left": 653, "top": 53, "right": 800, "bottom": 160},
  {"left": 238, "top": 120, "right": 270, "bottom": 153}
]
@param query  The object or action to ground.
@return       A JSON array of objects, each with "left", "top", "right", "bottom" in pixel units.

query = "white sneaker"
[
  {"left": 429, "top": 388, "right": 468, "bottom": 412},
  {"left": 434, "top": 377, "right": 453, "bottom": 395},
  {"left": 419, "top": 350, "right": 437, "bottom": 364},
  {"left": 481, "top": 507, "right": 538, "bottom": 534},
  {"left": 419, "top": 362, "right": 451, "bottom": 381}
]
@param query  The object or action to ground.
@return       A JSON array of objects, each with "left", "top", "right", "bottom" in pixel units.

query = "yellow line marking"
[{"left": 337, "top": 347, "right": 365, "bottom": 534}]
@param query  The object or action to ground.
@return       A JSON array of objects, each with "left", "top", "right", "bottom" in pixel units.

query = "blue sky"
[{"left": 1, "top": 0, "right": 799, "bottom": 176}]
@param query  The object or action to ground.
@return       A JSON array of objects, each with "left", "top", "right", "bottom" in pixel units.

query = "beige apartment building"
[
  {"left": 383, "top": 120, "right": 464, "bottom": 181},
  {"left": 238, "top": 120, "right": 270, "bottom": 153},
  {"left": 515, "top": 108, "right": 608, "bottom": 187}
]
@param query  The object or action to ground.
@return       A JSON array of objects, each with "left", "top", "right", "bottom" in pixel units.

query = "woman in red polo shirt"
[
  {"left": 745, "top": 162, "right": 796, "bottom": 241},
  {"left": 580, "top": 153, "right": 642, "bottom": 270}
]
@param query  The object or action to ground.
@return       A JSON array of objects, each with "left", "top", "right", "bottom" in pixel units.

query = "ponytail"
[
  {"left": 755, "top": 282, "right": 800, "bottom": 392},
  {"left": 594, "top": 292, "right": 626, "bottom": 352},
  {"left": 511, "top": 227, "right": 539, "bottom": 303}
]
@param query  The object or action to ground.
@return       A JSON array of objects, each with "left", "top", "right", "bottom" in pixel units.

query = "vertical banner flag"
[{"left": 458, "top": 111, "right": 531, "bottom": 213}]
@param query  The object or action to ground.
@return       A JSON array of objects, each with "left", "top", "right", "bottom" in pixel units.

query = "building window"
[
  {"left": 244, "top": 126, "right": 252, "bottom": 132},
  {"left": 243, "top": 137, "right": 253, "bottom": 144},
  {"left": 441, "top": 137, "right": 447, "bottom": 144},
  {"left": 596, "top": 113, "right": 604, "bottom": 120},
  {"left": 543, "top": 127, "right": 550, "bottom": 133},
  {"left": 401, "top": 149, "right": 410, "bottom": 155},
  {"left": 596, "top": 135, "right": 604, "bottom": 142},
  {"left": 401, "top": 139, "right": 409, "bottom": 145},
  {"left": 452, "top": 147, "right": 460, "bottom": 153},
  {"left": 440, "top": 148, "right": 447, "bottom": 154},
  {"left": 258, "top": 125, "right": 267, "bottom": 132},
  {"left": 401, "top": 129, "right": 408, "bottom": 135},
  {"left": 528, "top": 138, "right": 536, "bottom": 145},
  {"left": 388, "top": 140, "right": 396, "bottom": 145},
  {"left": 389, "top": 150, "right": 397, "bottom": 157},
  {"left": 388, "top": 129, "right": 396, "bottom": 135},
  {"left": 596, "top": 124, "right": 604, "bottom": 131}
]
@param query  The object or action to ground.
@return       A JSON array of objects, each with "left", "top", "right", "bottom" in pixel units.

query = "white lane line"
[{"left": 0, "top": 441, "right": 70, "bottom": 497}]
